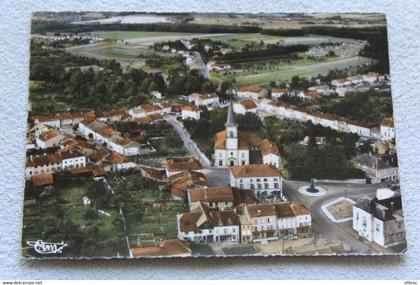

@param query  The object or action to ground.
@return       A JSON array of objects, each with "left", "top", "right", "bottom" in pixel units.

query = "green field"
[
  {"left": 97, "top": 31, "right": 193, "bottom": 41},
  {"left": 22, "top": 180, "right": 126, "bottom": 257},
  {"left": 214, "top": 56, "right": 372, "bottom": 86}
]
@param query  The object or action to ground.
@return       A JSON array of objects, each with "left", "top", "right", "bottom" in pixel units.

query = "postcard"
[{"left": 22, "top": 12, "right": 406, "bottom": 258}]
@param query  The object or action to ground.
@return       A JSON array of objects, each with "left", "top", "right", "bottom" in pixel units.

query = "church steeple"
[{"left": 225, "top": 97, "right": 238, "bottom": 128}]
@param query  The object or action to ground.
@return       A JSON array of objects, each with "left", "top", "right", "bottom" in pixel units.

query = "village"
[{"left": 22, "top": 12, "right": 406, "bottom": 258}]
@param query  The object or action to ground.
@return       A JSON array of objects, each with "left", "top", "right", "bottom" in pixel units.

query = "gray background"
[{"left": 0, "top": 0, "right": 419, "bottom": 280}]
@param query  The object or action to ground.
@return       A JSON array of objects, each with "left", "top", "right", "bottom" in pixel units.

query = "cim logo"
[{"left": 26, "top": 240, "right": 68, "bottom": 254}]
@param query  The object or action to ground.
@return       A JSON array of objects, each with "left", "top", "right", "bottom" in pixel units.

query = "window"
[
  {"left": 376, "top": 224, "right": 380, "bottom": 232},
  {"left": 256, "top": 179, "right": 260, "bottom": 182},
  {"left": 257, "top": 184, "right": 262, "bottom": 190},
  {"left": 219, "top": 161, "right": 223, "bottom": 166},
  {"left": 229, "top": 131, "right": 234, "bottom": 137},
  {"left": 230, "top": 152, "right": 233, "bottom": 156},
  {"left": 274, "top": 183, "right": 279, "bottom": 188},
  {"left": 264, "top": 183, "right": 269, "bottom": 189},
  {"left": 250, "top": 184, "right": 255, "bottom": 190}
]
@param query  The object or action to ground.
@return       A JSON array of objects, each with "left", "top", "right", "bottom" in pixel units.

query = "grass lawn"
[
  {"left": 223, "top": 244, "right": 258, "bottom": 255},
  {"left": 327, "top": 199, "right": 354, "bottom": 220},
  {"left": 190, "top": 243, "right": 215, "bottom": 256}
]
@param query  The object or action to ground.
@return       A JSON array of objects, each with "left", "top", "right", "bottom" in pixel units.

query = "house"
[
  {"left": 237, "top": 202, "right": 312, "bottom": 243},
  {"left": 271, "top": 88, "right": 289, "bottom": 100},
  {"left": 237, "top": 204, "right": 278, "bottom": 243},
  {"left": 33, "top": 115, "right": 61, "bottom": 128},
  {"left": 25, "top": 150, "right": 86, "bottom": 180},
  {"left": 233, "top": 100, "right": 257, "bottom": 115},
  {"left": 165, "top": 157, "right": 203, "bottom": 177},
  {"left": 181, "top": 105, "right": 200, "bottom": 120},
  {"left": 32, "top": 172, "right": 54, "bottom": 192},
  {"left": 131, "top": 239, "right": 192, "bottom": 257},
  {"left": 78, "top": 120, "right": 140, "bottom": 156},
  {"left": 35, "top": 129, "right": 63, "bottom": 149},
  {"left": 335, "top": 86, "right": 353, "bottom": 97},
  {"left": 229, "top": 164, "right": 282, "bottom": 198},
  {"left": 188, "top": 187, "right": 237, "bottom": 211},
  {"left": 206, "top": 62, "right": 232, "bottom": 72},
  {"left": 214, "top": 99, "right": 280, "bottom": 168},
  {"left": 380, "top": 117, "right": 395, "bottom": 140},
  {"left": 235, "top": 86, "right": 267, "bottom": 100},
  {"left": 308, "top": 85, "right": 334, "bottom": 96},
  {"left": 301, "top": 91, "right": 321, "bottom": 100},
  {"left": 169, "top": 170, "right": 208, "bottom": 200},
  {"left": 353, "top": 191, "right": 405, "bottom": 247},
  {"left": 129, "top": 104, "right": 163, "bottom": 119},
  {"left": 352, "top": 153, "right": 399, "bottom": 184},
  {"left": 177, "top": 202, "right": 240, "bottom": 244},
  {"left": 95, "top": 109, "right": 128, "bottom": 123},
  {"left": 332, "top": 78, "right": 352, "bottom": 88},
  {"left": 302, "top": 136, "right": 327, "bottom": 146},
  {"left": 103, "top": 151, "right": 137, "bottom": 172},
  {"left": 150, "top": 90, "right": 162, "bottom": 99},
  {"left": 135, "top": 114, "right": 164, "bottom": 125},
  {"left": 363, "top": 72, "right": 385, "bottom": 84},
  {"left": 258, "top": 139, "right": 281, "bottom": 168},
  {"left": 187, "top": 93, "right": 219, "bottom": 107},
  {"left": 139, "top": 166, "right": 167, "bottom": 182},
  {"left": 276, "top": 202, "right": 312, "bottom": 239}
]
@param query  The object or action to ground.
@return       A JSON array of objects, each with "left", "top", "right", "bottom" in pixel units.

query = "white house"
[
  {"left": 380, "top": 117, "right": 395, "bottom": 140},
  {"left": 229, "top": 164, "right": 282, "bottom": 198},
  {"left": 258, "top": 139, "right": 281, "bottom": 168},
  {"left": 363, "top": 72, "right": 385, "bottom": 84},
  {"left": 235, "top": 86, "right": 267, "bottom": 100},
  {"left": 353, "top": 192, "right": 405, "bottom": 247},
  {"left": 33, "top": 115, "right": 61, "bottom": 128},
  {"left": 181, "top": 105, "right": 201, "bottom": 120},
  {"left": 129, "top": 104, "right": 163, "bottom": 119},
  {"left": 352, "top": 153, "right": 399, "bottom": 184},
  {"left": 150, "top": 90, "right": 162, "bottom": 99},
  {"left": 188, "top": 93, "right": 220, "bottom": 107},
  {"left": 233, "top": 100, "right": 257, "bottom": 115},
  {"left": 177, "top": 203, "right": 240, "bottom": 244},
  {"left": 271, "top": 88, "right": 289, "bottom": 100},
  {"left": 35, "top": 129, "right": 63, "bottom": 149}
]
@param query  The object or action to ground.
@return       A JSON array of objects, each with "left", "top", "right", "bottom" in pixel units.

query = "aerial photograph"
[{"left": 22, "top": 12, "right": 406, "bottom": 258}]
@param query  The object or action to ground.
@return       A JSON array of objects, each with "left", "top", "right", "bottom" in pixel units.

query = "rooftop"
[{"left": 231, "top": 164, "right": 280, "bottom": 178}]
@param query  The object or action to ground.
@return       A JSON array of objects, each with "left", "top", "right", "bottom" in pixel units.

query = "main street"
[
  {"left": 283, "top": 180, "right": 381, "bottom": 253},
  {"left": 165, "top": 116, "right": 211, "bottom": 167}
]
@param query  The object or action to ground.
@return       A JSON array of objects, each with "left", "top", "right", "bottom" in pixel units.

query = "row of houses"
[
  {"left": 79, "top": 119, "right": 140, "bottom": 156},
  {"left": 258, "top": 99, "right": 395, "bottom": 139},
  {"left": 177, "top": 196, "right": 312, "bottom": 244}
]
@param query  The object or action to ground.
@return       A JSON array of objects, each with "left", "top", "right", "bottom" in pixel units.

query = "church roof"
[{"left": 214, "top": 130, "right": 252, "bottom": 150}]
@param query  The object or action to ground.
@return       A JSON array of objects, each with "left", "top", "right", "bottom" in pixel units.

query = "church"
[{"left": 214, "top": 99, "right": 280, "bottom": 168}]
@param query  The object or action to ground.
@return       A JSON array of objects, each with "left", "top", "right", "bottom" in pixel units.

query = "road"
[
  {"left": 283, "top": 180, "right": 378, "bottom": 253},
  {"left": 190, "top": 51, "right": 210, "bottom": 79},
  {"left": 165, "top": 117, "right": 211, "bottom": 167}
]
